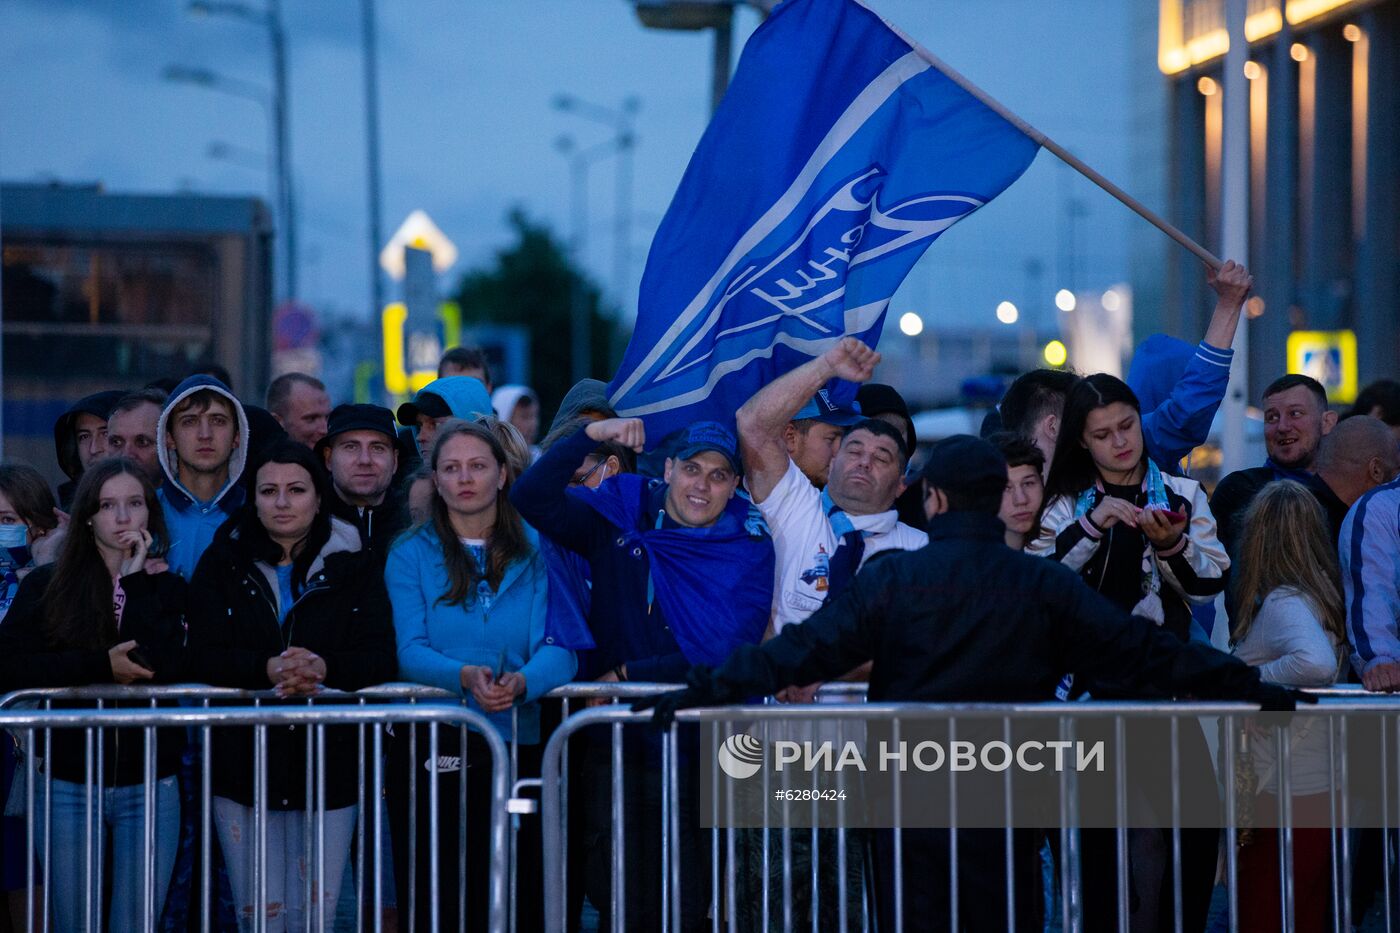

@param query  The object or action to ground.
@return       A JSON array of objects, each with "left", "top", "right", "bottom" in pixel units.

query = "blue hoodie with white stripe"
[{"left": 1342, "top": 478, "right": 1400, "bottom": 676}]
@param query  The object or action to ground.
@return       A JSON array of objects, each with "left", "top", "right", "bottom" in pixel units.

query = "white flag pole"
[{"left": 861, "top": 1, "right": 1225, "bottom": 272}]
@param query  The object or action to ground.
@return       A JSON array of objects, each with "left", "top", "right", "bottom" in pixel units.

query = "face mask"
[{"left": 0, "top": 524, "right": 27, "bottom": 550}]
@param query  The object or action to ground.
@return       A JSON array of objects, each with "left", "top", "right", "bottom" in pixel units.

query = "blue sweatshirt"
[
  {"left": 1126, "top": 335, "right": 1234, "bottom": 472},
  {"left": 154, "top": 375, "right": 250, "bottom": 580},
  {"left": 385, "top": 522, "right": 576, "bottom": 743}
]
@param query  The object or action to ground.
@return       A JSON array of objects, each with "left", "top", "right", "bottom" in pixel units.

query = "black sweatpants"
[{"left": 386, "top": 724, "right": 543, "bottom": 933}]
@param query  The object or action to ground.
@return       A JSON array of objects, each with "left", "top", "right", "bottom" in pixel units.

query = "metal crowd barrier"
[
  {"left": 537, "top": 693, "right": 1400, "bottom": 933},
  {"left": 11, "top": 682, "right": 1400, "bottom": 933},
  {"left": 0, "top": 698, "right": 510, "bottom": 933}
]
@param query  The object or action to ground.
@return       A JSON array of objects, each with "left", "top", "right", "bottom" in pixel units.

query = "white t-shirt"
[{"left": 754, "top": 459, "right": 927, "bottom": 635}]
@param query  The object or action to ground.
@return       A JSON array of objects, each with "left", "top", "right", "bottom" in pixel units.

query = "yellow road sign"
[
  {"left": 382, "top": 301, "right": 463, "bottom": 396},
  {"left": 1286, "top": 329, "right": 1358, "bottom": 404}
]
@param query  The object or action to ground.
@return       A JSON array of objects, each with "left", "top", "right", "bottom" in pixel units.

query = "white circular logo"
[{"left": 717, "top": 733, "right": 764, "bottom": 780}]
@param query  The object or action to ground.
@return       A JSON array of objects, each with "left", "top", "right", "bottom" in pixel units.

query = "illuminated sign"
[
  {"left": 382, "top": 301, "right": 462, "bottom": 395},
  {"left": 379, "top": 210, "right": 458, "bottom": 281},
  {"left": 1287, "top": 329, "right": 1358, "bottom": 404}
]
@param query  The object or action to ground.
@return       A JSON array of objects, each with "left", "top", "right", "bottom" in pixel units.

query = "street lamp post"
[
  {"left": 557, "top": 135, "right": 624, "bottom": 384},
  {"left": 186, "top": 0, "right": 297, "bottom": 302},
  {"left": 361, "top": 0, "right": 386, "bottom": 328},
  {"left": 554, "top": 94, "right": 641, "bottom": 324},
  {"left": 164, "top": 67, "right": 278, "bottom": 215}
]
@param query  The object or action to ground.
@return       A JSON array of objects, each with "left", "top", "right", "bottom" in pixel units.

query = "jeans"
[
  {"left": 36, "top": 774, "right": 181, "bottom": 933},
  {"left": 212, "top": 798, "right": 356, "bottom": 933}
]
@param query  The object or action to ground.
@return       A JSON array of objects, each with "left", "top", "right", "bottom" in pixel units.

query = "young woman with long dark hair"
[
  {"left": 1034, "top": 373, "right": 1228, "bottom": 639},
  {"left": 186, "top": 440, "right": 395, "bottom": 931},
  {"left": 1030, "top": 373, "right": 1229, "bottom": 932},
  {"left": 385, "top": 419, "right": 575, "bottom": 932},
  {"left": 1231, "top": 480, "right": 1347, "bottom": 931},
  {"left": 0, "top": 458, "right": 187, "bottom": 932}
]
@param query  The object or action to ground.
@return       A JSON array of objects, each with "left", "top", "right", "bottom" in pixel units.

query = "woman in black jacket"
[
  {"left": 186, "top": 440, "right": 395, "bottom": 931},
  {"left": 0, "top": 458, "right": 187, "bottom": 933}
]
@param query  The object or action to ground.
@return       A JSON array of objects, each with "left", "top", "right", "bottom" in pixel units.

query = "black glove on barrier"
[
  {"left": 630, "top": 665, "right": 732, "bottom": 729},
  {"left": 1253, "top": 681, "right": 1316, "bottom": 713}
]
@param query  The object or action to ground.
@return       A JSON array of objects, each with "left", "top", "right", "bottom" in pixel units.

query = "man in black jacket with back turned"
[{"left": 641, "top": 434, "right": 1298, "bottom": 932}]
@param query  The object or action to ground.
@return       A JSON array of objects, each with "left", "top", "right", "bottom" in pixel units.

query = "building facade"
[
  {"left": 1, "top": 181, "right": 273, "bottom": 476},
  {"left": 1152, "top": 0, "right": 1398, "bottom": 402}
]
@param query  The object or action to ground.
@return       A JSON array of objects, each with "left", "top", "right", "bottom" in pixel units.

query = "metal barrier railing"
[
  {"left": 537, "top": 697, "right": 1400, "bottom": 933},
  {"left": 0, "top": 702, "right": 509, "bottom": 933},
  {"left": 7, "top": 681, "right": 1396, "bottom": 933}
]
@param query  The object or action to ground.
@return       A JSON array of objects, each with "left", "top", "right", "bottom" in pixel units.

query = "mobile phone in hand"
[
  {"left": 1159, "top": 510, "right": 1187, "bottom": 523},
  {"left": 127, "top": 646, "right": 155, "bottom": 673},
  {"left": 492, "top": 648, "right": 507, "bottom": 685}
]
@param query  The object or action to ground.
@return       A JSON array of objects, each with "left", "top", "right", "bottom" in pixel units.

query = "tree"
[{"left": 451, "top": 209, "right": 618, "bottom": 418}]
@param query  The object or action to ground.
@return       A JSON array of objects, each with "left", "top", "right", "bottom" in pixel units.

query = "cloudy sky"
[{"left": 2, "top": 0, "right": 1156, "bottom": 340}]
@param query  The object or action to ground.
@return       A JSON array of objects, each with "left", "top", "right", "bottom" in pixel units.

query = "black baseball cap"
[
  {"left": 316, "top": 404, "right": 403, "bottom": 456},
  {"left": 395, "top": 392, "right": 453, "bottom": 427},
  {"left": 919, "top": 434, "right": 1007, "bottom": 498},
  {"left": 855, "top": 384, "right": 917, "bottom": 454}
]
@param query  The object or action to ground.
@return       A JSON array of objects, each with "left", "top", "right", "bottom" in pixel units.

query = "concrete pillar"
[
  {"left": 1355, "top": 5, "right": 1400, "bottom": 383},
  {"left": 1298, "top": 29, "right": 1354, "bottom": 331},
  {"left": 1255, "top": 23, "right": 1299, "bottom": 392},
  {"left": 1166, "top": 75, "right": 1209, "bottom": 340}
]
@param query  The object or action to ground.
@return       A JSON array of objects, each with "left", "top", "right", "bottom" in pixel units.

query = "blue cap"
[
  {"left": 793, "top": 388, "right": 863, "bottom": 426},
  {"left": 673, "top": 421, "right": 741, "bottom": 474}
]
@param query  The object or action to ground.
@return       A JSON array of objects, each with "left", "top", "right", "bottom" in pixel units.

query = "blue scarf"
[
  {"left": 821, "top": 489, "right": 866, "bottom": 603},
  {"left": 556, "top": 474, "right": 774, "bottom": 667}
]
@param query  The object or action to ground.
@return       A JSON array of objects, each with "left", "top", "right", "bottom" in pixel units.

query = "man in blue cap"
[
  {"left": 784, "top": 385, "right": 864, "bottom": 488},
  {"left": 511, "top": 415, "right": 774, "bottom": 932}
]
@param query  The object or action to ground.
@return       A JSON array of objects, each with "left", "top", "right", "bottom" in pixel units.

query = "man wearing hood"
[
  {"left": 394, "top": 375, "right": 493, "bottom": 464},
  {"left": 492, "top": 384, "right": 542, "bottom": 458},
  {"left": 156, "top": 375, "right": 250, "bottom": 580},
  {"left": 53, "top": 390, "right": 125, "bottom": 509}
]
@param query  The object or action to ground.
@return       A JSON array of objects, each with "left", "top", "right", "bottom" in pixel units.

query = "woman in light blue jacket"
[{"left": 384, "top": 418, "right": 574, "bottom": 932}]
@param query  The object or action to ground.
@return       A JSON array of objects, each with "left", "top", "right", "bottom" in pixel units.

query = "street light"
[
  {"left": 629, "top": 1, "right": 775, "bottom": 112},
  {"left": 165, "top": 68, "right": 278, "bottom": 215},
  {"left": 163, "top": 65, "right": 270, "bottom": 107},
  {"left": 555, "top": 94, "right": 641, "bottom": 325},
  {"left": 207, "top": 140, "right": 270, "bottom": 174},
  {"left": 556, "top": 134, "right": 624, "bottom": 384},
  {"left": 185, "top": 0, "right": 297, "bottom": 302}
]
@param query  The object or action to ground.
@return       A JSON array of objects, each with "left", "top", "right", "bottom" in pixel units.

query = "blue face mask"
[{"left": 0, "top": 524, "right": 27, "bottom": 550}]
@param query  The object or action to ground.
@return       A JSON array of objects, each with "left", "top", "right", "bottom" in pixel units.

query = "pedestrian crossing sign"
[{"left": 1286, "top": 329, "right": 1357, "bottom": 404}]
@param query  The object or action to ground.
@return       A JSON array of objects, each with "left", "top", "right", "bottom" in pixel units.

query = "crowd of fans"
[{"left": 1, "top": 260, "right": 1399, "bottom": 930}]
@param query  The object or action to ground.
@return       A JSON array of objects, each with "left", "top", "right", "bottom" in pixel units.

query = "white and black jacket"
[{"left": 1029, "top": 472, "right": 1229, "bottom": 644}]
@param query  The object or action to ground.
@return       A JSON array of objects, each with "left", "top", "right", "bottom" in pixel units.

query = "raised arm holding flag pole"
[{"left": 609, "top": 0, "right": 1230, "bottom": 448}]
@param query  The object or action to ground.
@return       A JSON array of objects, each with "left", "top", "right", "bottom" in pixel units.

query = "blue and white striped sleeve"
[
  {"left": 1343, "top": 486, "right": 1400, "bottom": 675},
  {"left": 1141, "top": 341, "right": 1234, "bottom": 470}
]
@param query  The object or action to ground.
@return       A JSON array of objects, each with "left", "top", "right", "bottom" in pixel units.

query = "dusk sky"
[{"left": 2, "top": 0, "right": 1151, "bottom": 342}]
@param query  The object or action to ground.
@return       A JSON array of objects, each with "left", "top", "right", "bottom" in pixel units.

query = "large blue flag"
[{"left": 609, "top": 0, "right": 1040, "bottom": 440}]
